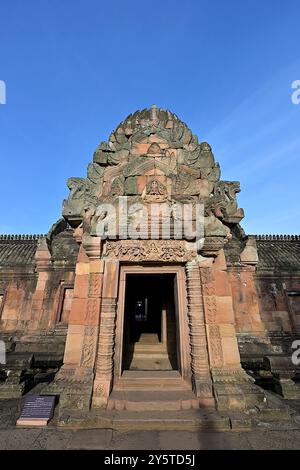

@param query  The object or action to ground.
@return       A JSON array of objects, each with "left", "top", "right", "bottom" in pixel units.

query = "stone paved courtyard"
[
  {"left": 1, "top": 398, "right": 300, "bottom": 450},
  {"left": 2, "top": 423, "right": 300, "bottom": 450}
]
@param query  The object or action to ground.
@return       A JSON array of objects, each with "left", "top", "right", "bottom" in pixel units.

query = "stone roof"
[
  {"left": 0, "top": 230, "right": 79, "bottom": 268},
  {"left": 0, "top": 235, "right": 43, "bottom": 267},
  {"left": 1, "top": 232, "right": 299, "bottom": 271},
  {"left": 254, "top": 235, "right": 300, "bottom": 271}
]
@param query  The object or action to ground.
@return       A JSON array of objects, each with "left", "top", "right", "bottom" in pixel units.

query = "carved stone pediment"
[{"left": 62, "top": 106, "right": 245, "bottom": 257}]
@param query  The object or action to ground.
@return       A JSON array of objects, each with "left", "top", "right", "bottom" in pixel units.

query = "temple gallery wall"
[{"left": 0, "top": 107, "right": 300, "bottom": 421}]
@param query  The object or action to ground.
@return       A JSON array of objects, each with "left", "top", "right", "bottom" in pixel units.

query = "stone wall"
[{"left": 0, "top": 229, "right": 78, "bottom": 332}]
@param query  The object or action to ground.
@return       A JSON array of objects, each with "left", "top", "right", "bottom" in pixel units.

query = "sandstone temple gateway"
[{"left": 0, "top": 106, "right": 300, "bottom": 425}]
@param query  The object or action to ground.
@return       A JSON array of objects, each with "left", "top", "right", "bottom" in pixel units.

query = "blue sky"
[{"left": 0, "top": 0, "right": 299, "bottom": 235}]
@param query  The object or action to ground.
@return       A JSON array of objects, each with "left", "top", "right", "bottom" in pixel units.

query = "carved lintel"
[{"left": 104, "top": 240, "right": 197, "bottom": 262}]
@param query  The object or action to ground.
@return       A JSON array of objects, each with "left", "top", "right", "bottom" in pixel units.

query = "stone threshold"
[
  {"left": 113, "top": 370, "right": 191, "bottom": 391},
  {"left": 57, "top": 409, "right": 233, "bottom": 432},
  {"left": 54, "top": 405, "right": 297, "bottom": 432}
]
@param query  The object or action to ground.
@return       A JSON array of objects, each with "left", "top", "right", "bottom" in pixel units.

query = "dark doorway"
[{"left": 122, "top": 274, "right": 178, "bottom": 371}]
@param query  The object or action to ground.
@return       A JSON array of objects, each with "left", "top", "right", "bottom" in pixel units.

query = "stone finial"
[
  {"left": 34, "top": 237, "right": 51, "bottom": 270},
  {"left": 150, "top": 104, "right": 158, "bottom": 121}
]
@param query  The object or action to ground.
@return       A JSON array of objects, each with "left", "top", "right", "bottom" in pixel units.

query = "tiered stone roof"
[
  {"left": 254, "top": 235, "right": 300, "bottom": 271},
  {"left": 0, "top": 234, "right": 44, "bottom": 267}
]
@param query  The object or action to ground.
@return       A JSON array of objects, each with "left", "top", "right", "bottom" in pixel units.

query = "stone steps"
[
  {"left": 107, "top": 390, "right": 200, "bottom": 411},
  {"left": 125, "top": 337, "right": 177, "bottom": 370},
  {"left": 128, "top": 355, "right": 174, "bottom": 371},
  {"left": 58, "top": 408, "right": 232, "bottom": 431},
  {"left": 114, "top": 370, "right": 191, "bottom": 391}
]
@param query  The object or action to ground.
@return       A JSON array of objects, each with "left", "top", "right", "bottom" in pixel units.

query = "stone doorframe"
[
  {"left": 113, "top": 265, "right": 192, "bottom": 389},
  {"left": 91, "top": 259, "right": 216, "bottom": 409}
]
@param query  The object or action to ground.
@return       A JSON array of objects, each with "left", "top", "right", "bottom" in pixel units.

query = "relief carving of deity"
[{"left": 142, "top": 179, "right": 168, "bottom": 202}]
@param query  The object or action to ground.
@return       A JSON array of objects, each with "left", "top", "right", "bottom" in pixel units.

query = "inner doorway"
[{"left": 122, "top": 274, "right": 178, "bottom": 371}]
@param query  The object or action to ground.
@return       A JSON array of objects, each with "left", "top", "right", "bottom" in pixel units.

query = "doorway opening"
[{"left": 122, "top": 274, "right": 178, "bottom": 371}]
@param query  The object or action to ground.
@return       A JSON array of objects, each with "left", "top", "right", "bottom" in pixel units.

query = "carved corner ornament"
[{"left": 199, "top": 236, "right": 229, "bottom": 258}]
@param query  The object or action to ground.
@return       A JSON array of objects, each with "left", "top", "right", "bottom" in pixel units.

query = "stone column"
[
  {"left": 30, "top": 238, "right": 52, "bottom": 330},
  {"left": 92, "top": 260, "right": 119, "bottom": 408},
  {"left": 201, "top": 250, "right": 265, "bottom": 410},
  {"left": 185, "top": 261, "right": 214, "bottom": 406}
]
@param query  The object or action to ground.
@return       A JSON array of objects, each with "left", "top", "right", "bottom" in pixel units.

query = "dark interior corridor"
[{"left": 122, "top": 274, "right": 178, "bottom": 371}]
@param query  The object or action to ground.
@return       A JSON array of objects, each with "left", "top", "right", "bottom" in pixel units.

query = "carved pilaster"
[
  {"left": 92, "top": 298, "right": 116, "bottom": 407},
  {"left": 31, "top": 237, "right": 52, "bottom": 329},
  {"left": 185, "top": 261, "right": 213, "bottom": 401},
  {"left": 201, "top": 267, "right": 223, "bottom": 368},
  {"left": 79, "top": 274, "right": 102, "bottom": 369}
]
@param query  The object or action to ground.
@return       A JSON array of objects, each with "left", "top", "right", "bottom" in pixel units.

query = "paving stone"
[
  {"left": 158, "top": 431, "right": 201, "bottom": 450},
  {"left": 110, "top": 431, "right": 160, "bottom": 450},
  {"left": 1, "top": 425, "right": 300, "bottom": 449},
  {"left": 245, "top": 430, "right": 300, "bottom": 450},
  {"left": 67, "top": 429, "right": 113, "bottom": 449}
]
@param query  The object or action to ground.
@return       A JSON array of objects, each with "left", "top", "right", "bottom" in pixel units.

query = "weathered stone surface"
[
  {"left": 60, "top": 107, "right": 243, "bottom": 250},
  {"left": 93, "top": 149, "right": 108, "bottom": 165},
  {"left": 124, "top": 176, "right": 138, "bottom": 195}
]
